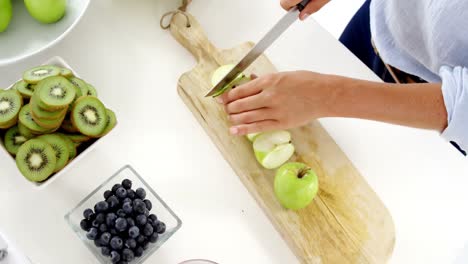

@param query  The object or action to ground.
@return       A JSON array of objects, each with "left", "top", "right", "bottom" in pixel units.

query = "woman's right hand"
[{"left": 280, "top": 0, "right": 331, "bottom": 20}]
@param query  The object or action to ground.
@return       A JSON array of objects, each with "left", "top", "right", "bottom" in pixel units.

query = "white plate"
[
  {"left": 0, "top": 0, "right": 90, "bottom": 66},
  {"left": 0, "top": 56, "right": 117, "bottom": 189}
]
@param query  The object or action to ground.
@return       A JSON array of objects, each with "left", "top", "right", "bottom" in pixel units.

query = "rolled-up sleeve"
[{"left": 440, "top": 65, "right": 468, "bottom": 153}]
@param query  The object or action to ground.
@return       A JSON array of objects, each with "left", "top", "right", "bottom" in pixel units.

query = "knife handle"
[{"left": 297, "top": 0, "right": 311, "bottom": 12}]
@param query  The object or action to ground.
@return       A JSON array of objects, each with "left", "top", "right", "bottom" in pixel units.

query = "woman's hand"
[
  {"left": 280, "top": 0, "right": 331, "bottom": 20},
  {"left": 217, "top": 71, "right": 337, "bottom": 135}
]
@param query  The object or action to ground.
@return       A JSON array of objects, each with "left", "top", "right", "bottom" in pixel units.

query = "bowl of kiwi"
[{"left": 0, "top": 56, "right": 117, "bottom": 188}]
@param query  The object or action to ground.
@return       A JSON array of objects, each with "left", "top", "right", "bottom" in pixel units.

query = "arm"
[{"left": 218, "top": 71, "right": 448, "bottom": 135}]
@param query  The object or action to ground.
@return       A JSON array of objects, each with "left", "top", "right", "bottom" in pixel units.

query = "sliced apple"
[
  {"left": 246, "top": 132, "right": 261, "bottom": 142},
  {"left": 253, "top": 130, "right": 295, "bottom": 169},
  {"left": 210, "top": 64, "right": 251, "bottom": 97}
]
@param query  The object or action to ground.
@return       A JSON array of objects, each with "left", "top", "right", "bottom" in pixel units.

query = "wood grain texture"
[{"left": 170, "top": 13, "right": 395, "bottom": 263}]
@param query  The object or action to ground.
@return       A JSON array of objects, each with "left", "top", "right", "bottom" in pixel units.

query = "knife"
[{"left": 205, "top": 0, "right": 311, "bottom": 97}]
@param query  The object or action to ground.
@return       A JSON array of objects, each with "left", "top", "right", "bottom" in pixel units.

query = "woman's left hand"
[{"left": 217, "top": 71, "right": 337, "bottom": 135}]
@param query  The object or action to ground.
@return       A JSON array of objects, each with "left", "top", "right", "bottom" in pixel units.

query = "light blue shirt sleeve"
[{"left": 440, "top": 66, "right": 468, "bottom": 151}]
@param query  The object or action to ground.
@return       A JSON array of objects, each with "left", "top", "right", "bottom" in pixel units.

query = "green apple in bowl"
[
  {"left": 253, "top": 130, "right": 295, "bottom": 169},
  {"left": 24, "top": 0, "right": 66, "bottom": 24},
  {"left": 274, "top": 162, "right": 319, "bottom": 210},
  {"left": 0, "top": 0, "right": 12, "bottom": 32}
]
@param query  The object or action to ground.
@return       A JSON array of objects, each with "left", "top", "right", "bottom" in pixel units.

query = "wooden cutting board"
[{"left": 169, "top": 13, "right": 395, "bottom": 263}]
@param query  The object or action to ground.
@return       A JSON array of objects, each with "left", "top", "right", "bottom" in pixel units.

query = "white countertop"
[{"left": 1, "top": 1, "right": 468, "bottom": 263}]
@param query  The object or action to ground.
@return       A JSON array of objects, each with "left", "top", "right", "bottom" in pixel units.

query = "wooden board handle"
[{"left": 170, "top": 12, "right": 221, "bottom": 63}]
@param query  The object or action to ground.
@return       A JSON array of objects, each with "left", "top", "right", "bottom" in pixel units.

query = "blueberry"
[
  {"left": 128, "top": 226, "right": 140, "bottom": 238},
  {"left": 110, "top": 236, "right": 123, "bottom": 250},
  {"left": 136, "top": 235, "right": 146, "bottom": 244},
  {"left": 136, "top": 214, "right": 147, "bottom": 226},
  {"left": 99, "top": 223, "right": 108, "bottom": 233},
  {"left": 141, "top": 240, "right": 149, "bottom": 250},
  {"left": 126, "top": 217, "right": 135, "bottom": 227},
  {"left": 92, "top": 219, "right": 100, "bottom": 228},
  {"left": 136, "top": 188, "right": 146, "bottom": 199},
  {"left": 83, "top": 208, "right": 94, "bottom": 220},
  {"left": 134, "top": 246, "right": 144, "bottom": 257},
  {"left": 127, "top": 189, "right": 136, "bottom": 199},
  {"left": 148, "top": 214, "right": 158, "bottom": 223},
  {"left": 107, "top": 195, "right": 120, "bottom": 209},
  {"left": 106, "top": 213, "right": 118, "bottom": 227},
  {"left": 133, "top": 201, "right": 146, "bottom": 214},
  {"left": 132, "top": 198, "right": 142, "bottom": 206},
  {"left": 122, "top": 248, "right": 135, "bottom": 262},
  {"left": 116, "top": 209, "right": 126, "bottom": 218},
  {"left": 122, "top": 202, "right": 133, "bottom": 214},
  {"left": 110, "top": 251, "right": 121, "bottom": 263},
  {"left": 122, "top": 179, "right": 132, "bottom": 189},
  {"left": 155, "top": 221, "right": 166, "bottom": 234},
  {"left": 94, "top": 239, "right": 103, "bottom": 248},
  {"left": 144, "top": 208, "right": 150, "bottom": 216},
  {"left": 95, "top": 213, "right": 106, "bottom": 224},
  {"left": 80, "top": 219, "right": 90, "bottom": 231},
  {"left": 118, "top": 261, "right": 129, "bottom": 264},
  {"left": 100, "top": 232, "right": 111, "bottom": 245},
  {"left": 125, "top": 238, "right": 137, "bottom": 249},
  {"left": 94, "top": 201, "right": 109, "bottom": 213},
  {"left": 115, "top": 218, "right": 128, "bottom": 232},
  {"left": 143, "top": 199, "right": 152, "bottom": 211},
  {"left": 112, "top": 184, "right": 122, "bottom": 193},
  {"left": 149, "top": 232, "right": 159, "bottom": 243},
  {"left": 122, "top": 198, "right": 132, "bottom": 205},
  {"left": 143, "top": 223, "right": 154, "bottom": 236},
  {"left": 115, "top": 187, "right": 127, "bottom": 199},
  {"left": 86, "top": 227, "right": 99, "bottom": 240},
  {"left": 101, "top": 246, "right": 111, "bottom": 256},
  {"left": 110, "top": 228, "right": 118, "bottom": 235},
  {"left": 104, "top": 190, "right": 113, "bottom": 199}
]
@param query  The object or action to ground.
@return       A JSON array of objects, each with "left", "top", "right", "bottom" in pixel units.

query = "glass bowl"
[{"left": 65, "top": 165, "right": 182, "bottom": 264}]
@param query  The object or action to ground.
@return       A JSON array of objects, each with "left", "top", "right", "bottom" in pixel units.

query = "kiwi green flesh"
[
  {"left": 99, "top": 109, "right": 117, "bottom": 136},
  {"left": 86, "top": 83, "right": 98, "bottom": 97},
  {"left": 56, "top": 133, "right": 77, "bottom": 160},
  {"left": 61, "top": 118, "right": 78, "bottom": 133},
  {"left": 66, "top": 133, "right": 90, "bottom": 143},
  {"left": 37, "top": 134, "right": 69, "bottom": 172},
  {"left": 19, "top": 104, "right": 50, "bottom": 133},
  {"left": 30, "top": 95, "right": 66, "bottom": 120},
  {"left": 23, "top": 66, "right": 61, "bottom": 84},
  {"left": 0, "top": 117, "right": 18, "bottom": 129},
  {"left": 32, "top": 113, "right": 64, "bottom": 129},
  {"left": 4, "top": 126, "right": 28, "bottom": 155},
  {"left": 14, "top": 80, "right": 34, "bottom": 98},
  {"left": 0, "top": 90, "right": 23, "bottom": 125},
  {"left": 16, "top": 139, "right": 57, "bottom": 182},
  {"left": 69, "top": 77, "right": 89, "bottom": 97},
  {"left": 71, "top": 97, "right": 107, "bottom": 137},
  {"left": 18, "top": 122, "right": 34, "bottom": 139},
  {"left": 60, "top": 68, "right": 74, "bottom": 78},
  {"left": 37, "top": 76, "right": 76, "bottom": 108}
]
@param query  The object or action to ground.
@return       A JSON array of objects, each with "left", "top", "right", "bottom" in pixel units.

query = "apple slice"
[
  {"left": 246, "top": 132, "right": 261, "bottom": 142},
  {"left": 210, "top": 64, "right": 251, "bottom": 97},
  {"left": 253, "top": 130, "right": 295, "bottom": 169}
]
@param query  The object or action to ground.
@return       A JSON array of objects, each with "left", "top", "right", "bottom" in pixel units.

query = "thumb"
[
  {"left": 299, "top": 0, "right": 330, "bottom": 20},
  {"left": 280, "top": 0, "right": 304, "bottom": 11}
]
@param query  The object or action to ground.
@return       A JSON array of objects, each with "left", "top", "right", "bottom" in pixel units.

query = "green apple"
[
  {"left": 24, "top": 0, "right": 66, "bottom": 24},
  {"left": 246, "top": 132, "right": 260, "bottom": 142},
  {"left": 253, "top": 130, "right": 295, "bottom": 169},
  {"left": 0, "top": 0, "right": 12, "bottom": 33},
  {"left": 274, "top": 162, "right": 319, "bottom": 210}
]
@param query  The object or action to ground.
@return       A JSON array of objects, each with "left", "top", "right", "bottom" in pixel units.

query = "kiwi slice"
[
  {"left": 36, "top": 76, "right": 76, "bottom": 110},
  {"left": 71, "top": 96, "right": 107, "bottom": 137},
  {"left": 61, "top": 118, "right": 78, "bottom": 133},
  {"left": 0, "top": 118, "right": 18, "bottom": 129},
  {"left": 98, "top": 109, "right": 117, "bottom": 136},
  {"left": 0, "top": 89, "right": 23, "bottom": 127},
  {"left": 86, "top": 83, "right": 98, "bottom": 97},
  {"left": 69, "top": 77, "right": 89, "bottom": 97},
  {"left": 18, "top": 104, "right": 50, "bottom": 133},
  {"left": 66, "top": 133, "right": 90, "bottom": 143},
  {"left": 55, "top": 133, "right": 77, "bottom": 160},
  {"left": 37, "top": 134, "right": 69, "bottom": 172},
  {"left": 13, "top": 80, "right": 35, "bottom": 98},
  {"left": 59, "top": 67, "right": 74, "bottom": 78},
  {"left": 30, "top": 94, "right": 67, "bottom": 120},
  {"left": 32, "top": 114, "right": 64, "bottom": 129},
  {"left": 23, "top": 65, "right": 61, "bottom": 84},
  {"left": 4, "top": 126, "right": 28, "bottom": 155},
  {"left": 16, "top": 139, "right": 57, "bottom": 182},
  {"left": 18, "top": 122, "right": 34, "bottom": 139}
]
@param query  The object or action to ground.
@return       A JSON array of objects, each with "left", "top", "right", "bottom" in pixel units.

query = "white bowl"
[
  {"left": 0, "top": 0, "right": 90, "bottom": 66},
  {"left": 0, "top": 56, "right": 116, "bottom": 189}
]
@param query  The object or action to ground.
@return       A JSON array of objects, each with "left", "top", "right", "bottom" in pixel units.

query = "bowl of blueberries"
[{"left": 65, "top": 165, "right": 182, "bottom": 264}]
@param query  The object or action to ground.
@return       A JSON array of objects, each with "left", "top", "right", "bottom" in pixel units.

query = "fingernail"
[
  {"left": 301, "top": 13, "right": 310, "bottom": 20},
  {"left": 229, "top": 127, "right": 239, "bottom": 135},
  {"left": 216, "top": 97, "right": 223, "bottom": 104}
]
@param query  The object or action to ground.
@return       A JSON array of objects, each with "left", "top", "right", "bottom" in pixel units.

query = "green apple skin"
[
  {"left": 24, "top": 0, "right": 66, "bottom": 24},
  {"left": 247, "top": 132, "right": 260, "bottom": 142},
  {"left": 210, "top": 64, "right": 251, "bottom": 97},
  {"left": 274, "top": 162, "right": 319, "bottom": 210},
  {"left": 0, "top": 0, "right": 12, "bottom": 32}
]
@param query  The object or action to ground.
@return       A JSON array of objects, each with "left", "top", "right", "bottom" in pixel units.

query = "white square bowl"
[{"left": 0, "top": 56, "right": 117, "bottom": 189}]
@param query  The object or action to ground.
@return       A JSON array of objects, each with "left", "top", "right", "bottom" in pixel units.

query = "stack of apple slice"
[{"left": 211, "top": 65, "right": 319, "bottom": 210}]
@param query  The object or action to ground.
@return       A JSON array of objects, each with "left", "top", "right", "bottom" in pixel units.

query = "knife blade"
[{"left": 205, "top": 0, "right": 311, "bottom": 97}]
